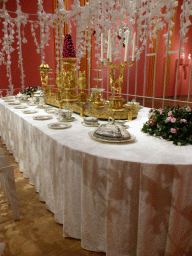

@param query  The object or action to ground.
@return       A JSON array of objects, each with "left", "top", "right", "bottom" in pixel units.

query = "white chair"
[
  {"left": 0, "top": 156, "right": 10, "bottom": 204},
  {"left": 0, "top": 157, "right": 19, "bottom": 221},
  {"left": 0, "top": 243, "right": 5, "bottom": 256}
]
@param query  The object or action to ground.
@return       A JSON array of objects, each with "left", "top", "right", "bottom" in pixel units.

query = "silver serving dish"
[{"left": 90, "top": 117, "right": 135, "bottom": 143}]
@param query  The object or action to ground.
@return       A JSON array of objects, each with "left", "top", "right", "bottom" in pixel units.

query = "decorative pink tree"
[{"left": 62, "top": 34, "right": 76, "bottom": 58}]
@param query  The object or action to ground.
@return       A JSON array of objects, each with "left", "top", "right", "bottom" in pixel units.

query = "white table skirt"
[{"left": 0, "top": 99, "right": 192, "bottom": 256}]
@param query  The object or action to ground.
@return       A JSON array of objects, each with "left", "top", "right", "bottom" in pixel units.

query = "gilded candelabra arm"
[
  {"left": 127, "top": 60, "right": 134, "bottom": 67},
  {"left": 38, "top": 64, "right": 52, "bottom": 94},
  {"left": 39, "top": 71, "right": 49, "bottom": 88},
  {"left": 103, "top": 59, "right": 134, "bottom": 68}
]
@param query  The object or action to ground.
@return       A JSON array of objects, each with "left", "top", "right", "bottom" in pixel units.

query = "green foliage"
[{"left": 142, "top": 105, "right": 192, "bottom": 146}]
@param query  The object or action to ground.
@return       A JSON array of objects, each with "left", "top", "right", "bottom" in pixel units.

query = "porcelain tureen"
[{"left": 93, "top": 117, "right": 131, "bottom": 141}]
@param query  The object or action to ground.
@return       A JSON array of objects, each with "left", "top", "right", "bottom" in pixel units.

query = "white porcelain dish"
[
  {"left": 14, "top": 105, "right": 28, "bottom": 109},
  {"left": 57, "top": 116, "right": 76, "bottom": 122},
  {"left": 48, "top": 122, "right": 71, "bottom": 129},
  {"left": 82, "top": 122, "right": 100, "bottom": 127},
  {"left": 33, "top": 115, "right": 53, "bottom": 121},
  {"left": 23, "top": 109, "right": 38, "bottom": 114},
  {"left": 8, "top": 101, "right": 21, "bottom": 105}
]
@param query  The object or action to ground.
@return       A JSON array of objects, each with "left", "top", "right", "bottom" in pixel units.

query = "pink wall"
[
  {"left": 0, "top": 0, "right": 192, "bottom": 100},
  {"left": 0, "top": 0, "right": 55, "bottom": 96}
]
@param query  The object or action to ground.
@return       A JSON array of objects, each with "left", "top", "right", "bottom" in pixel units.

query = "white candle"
[
  {"left": 101, "top": 33, "right": 103, "bottom": 62},
  {"left": 107, "top": 30, "right": 111, "bottom": 59},
  {"left": 124, "top": 31, "right": 130, "bottom": 62},
  {"left": 124, "top": 34, "right": 128, "bottom": 62},
  {"left": 132, "top": 32, "right": 136, "bottom": 61},
  {"left": 110, "top": 41, "right": 112, "bottom": 62}
]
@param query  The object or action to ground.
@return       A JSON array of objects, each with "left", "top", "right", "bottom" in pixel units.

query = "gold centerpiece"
[
  {"left": 38, "top": 33, "right": 139, "bottom": 120},
  {"left": 60, "top": 57, "right": 78, "bottom": 102}
]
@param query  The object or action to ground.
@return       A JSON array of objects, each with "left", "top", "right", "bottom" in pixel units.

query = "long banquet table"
[{"left": 0, "top": 99, "right": 192, "bottom": 256}]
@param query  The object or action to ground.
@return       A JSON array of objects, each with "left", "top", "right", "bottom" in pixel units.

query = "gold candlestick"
[
  {"left": 103, "top": 59, "right": 134, "bottom": 110},
  {"left": 78, "top": 71, "right": 87, "bottom": 103},
  {"left": 91, "top": 64, "right": 105, "bottom": 109}
]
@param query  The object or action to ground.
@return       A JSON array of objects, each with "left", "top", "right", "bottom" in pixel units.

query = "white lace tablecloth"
[{"left": 0, "top": 99, "right": 192, "bottom": 256}]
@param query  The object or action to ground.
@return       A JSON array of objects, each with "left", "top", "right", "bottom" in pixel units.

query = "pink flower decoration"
[
  {"left": 171, "top": 128, "right": 177, "bottom": 133},
  {"left": 186, "top": 106, "right": 191, "bottom": 112},
  {"left": 181, "top": 119, "right": 187, "bottom": 123},
  {"left": 149, "top": 112, "right": 155, "bottom": 119},
  {"left": 171, "top": 117, "right": 176, "bottom": 123},
  {"left": 168, "top": 111, "right": 172, "bottom": 116},
  {"left": 159, "top": 109, "right": 163, "bottom": 115},
  {"left": 166, "top": 117, "right": 172, "bottom": 122}
]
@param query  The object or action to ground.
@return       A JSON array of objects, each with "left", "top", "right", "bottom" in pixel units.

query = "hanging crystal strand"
[
  {"left": 37, "top": 0, "right": 45, "bottom": 63},
  {"left": 16, "top": 22, "right": 25, "bottom": 91},
  {"left": 55, "top": 23, "right": 60, "bottom": 73},
  {"left": 106, "top": 0, "right": 111, "bottom": 100},
  {"left": 59, "top": 12, "right": 64, "bottom": 71},
  {"left": 87, "top": 1, "right": 91, "bottom": 96},
  {"left": 16, "top": 0, "right": 26, "bottom": 91},
  {"left": 152, "top": 31, "right": 159, "bottom": 109},
  {"left": 3, "top": 0, "right": 14, "bottom": 95},
  {"left": 142, "top": 0, "right": 150, "bottom": 107},
  {"left": 31, "top": 23, "right": 41, "bottom": 54},
  {"left": 162, "top": 24, "right": 170, "bottom": 109},
  {"left": 101, "top": 0, "right": 104, "bottom": 90}
]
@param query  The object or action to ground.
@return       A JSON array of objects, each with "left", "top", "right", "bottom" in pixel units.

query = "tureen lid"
[{"left": 93, "top": 117, "right": 131, "bottom": 140}]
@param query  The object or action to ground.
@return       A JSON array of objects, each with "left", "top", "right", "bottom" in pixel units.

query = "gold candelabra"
[
  {"left": 38, "top": 58, "right": 138, "bottom": 120},
  {"left": 103, "top": 59, "right": 134, "bottom": 111}
]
